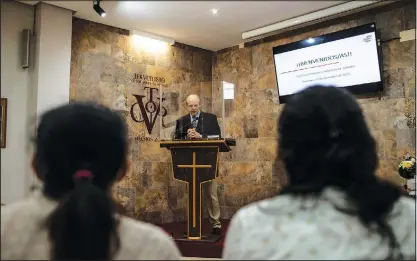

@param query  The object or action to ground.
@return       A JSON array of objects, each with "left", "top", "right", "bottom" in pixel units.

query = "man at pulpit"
[{"left": 174, "top": 94, "right": 222, "bottom": 235}]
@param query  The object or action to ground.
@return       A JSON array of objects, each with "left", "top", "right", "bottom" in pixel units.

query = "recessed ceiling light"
[
  {"left": 306, "top": 38, "right": 315, "bottom": 44},
  {"left": 211, "top": 9, "right": 219, "bottom": 15}
]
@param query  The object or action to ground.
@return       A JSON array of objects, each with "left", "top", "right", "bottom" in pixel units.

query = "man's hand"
[
  {"left": 187, "top": 128, "right": 193, "bottom": 137},
  {"left": 187, "top": 128, "right": 201, "bottom": 139},
  {"left": 193, "top": 131, "right": 201, "bottom": 139},
  {"left": 187, "top": 128, "right": 194, "bottom": 139}
]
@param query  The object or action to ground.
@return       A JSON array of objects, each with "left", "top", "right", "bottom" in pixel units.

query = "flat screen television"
[{"left": 273, "top": 23, "right": 383, "bottom": 103}]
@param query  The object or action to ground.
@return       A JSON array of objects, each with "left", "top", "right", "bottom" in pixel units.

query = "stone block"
[
  {"left": 243, "top": 115, "right": 259, "bottom": 138},
  {"left": 396, "top": 128, "right": 416, "bottom": 149}
]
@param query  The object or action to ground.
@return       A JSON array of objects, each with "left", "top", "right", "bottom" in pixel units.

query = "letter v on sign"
[{"left": 130, "top": 94, "right": 161, "bottom": 135}]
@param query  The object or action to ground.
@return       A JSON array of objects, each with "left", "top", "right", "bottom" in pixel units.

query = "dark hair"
[
  {"left": 33, "top": 102, "right": 128, "bottom": 260},
  {"left": 278, "top": 86, "right": 401, "bottom": 258}
]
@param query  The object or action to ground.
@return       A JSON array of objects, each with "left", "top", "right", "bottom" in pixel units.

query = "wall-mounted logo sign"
[{"left": 130, "top": 87, "right": 168, "bottom": 135}]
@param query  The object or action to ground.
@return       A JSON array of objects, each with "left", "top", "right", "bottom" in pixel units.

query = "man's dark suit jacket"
[{"left": 174, "top": 111, "right": 221, "bottom": 139}]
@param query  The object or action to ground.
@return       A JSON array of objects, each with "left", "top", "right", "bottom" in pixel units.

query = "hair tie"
[{"left": 73, "top": 169, "right": 93, "bottom": 181}]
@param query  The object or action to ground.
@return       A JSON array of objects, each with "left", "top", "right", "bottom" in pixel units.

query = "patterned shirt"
[
  {"left": 190, "top": 111, "right": 201, "bottom": 128},
  {"left": 223, "top": 187, "right": 416, "bottom": 260}
]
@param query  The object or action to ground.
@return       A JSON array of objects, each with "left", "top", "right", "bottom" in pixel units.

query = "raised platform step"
[{"left": 158, "top": 218, "right": 230, "bottom": 258}]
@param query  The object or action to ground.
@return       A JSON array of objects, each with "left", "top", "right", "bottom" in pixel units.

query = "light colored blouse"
[
  {"left": 1, "top": 192, "right": 182, "bottom": 260},
  {"left": 223, "top": 187, "right": 416, "bottom": 260}
]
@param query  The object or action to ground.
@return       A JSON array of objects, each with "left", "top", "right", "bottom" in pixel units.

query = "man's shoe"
[{"left": 212, "top": 227, "right": 221, "bottom": 235}]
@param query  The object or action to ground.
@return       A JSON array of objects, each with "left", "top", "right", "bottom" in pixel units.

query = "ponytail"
[{"left": 45, "top": 173, "right": 120, "bottom": 260}]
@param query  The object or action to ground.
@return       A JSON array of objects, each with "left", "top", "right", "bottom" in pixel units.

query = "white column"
[
  {"left": 26, "top": 2, "right": 73, "bottom": 196},
  {"left": 30, "top": 2, "right": 72, "bottom": 117}
]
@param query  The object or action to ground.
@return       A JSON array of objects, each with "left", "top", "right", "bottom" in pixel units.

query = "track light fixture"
[{"left": 93, "top": 0, "right": 106, "bottom": 17}]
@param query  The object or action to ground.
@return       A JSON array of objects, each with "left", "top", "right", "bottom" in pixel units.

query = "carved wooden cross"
[
  {"left": 171, "top": 146, "right": 218, "bottom": 239},
  {"left": 178, "top": 152, "right": 211, "bottom": 228}
]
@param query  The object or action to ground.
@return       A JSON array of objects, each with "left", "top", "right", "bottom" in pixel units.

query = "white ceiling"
[{"left": 22, "top": 1, "right": 346, "bottom": 51}]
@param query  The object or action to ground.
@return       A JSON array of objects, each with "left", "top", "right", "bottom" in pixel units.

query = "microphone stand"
[{"left": 201, "top": 114, "right": 204, "bottom": 138}]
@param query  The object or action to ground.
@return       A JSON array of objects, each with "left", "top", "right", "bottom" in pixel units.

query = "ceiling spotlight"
[
  {"left": 93, "top": 0, "right": 106, "bottom": 17},
  {"left": 211, "top": 9, "right": 219, "bottom": 15}
]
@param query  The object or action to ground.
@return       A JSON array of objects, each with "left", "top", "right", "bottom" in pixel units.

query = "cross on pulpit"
[
  {"left": 178, "top": 152, "right": 212, "bottom": 228},
  {"left": 170, "top": 146, "right": 219, "bottom": 240},
  {"left": 160, "top": 139, "right": 234, "bottom": 242}
]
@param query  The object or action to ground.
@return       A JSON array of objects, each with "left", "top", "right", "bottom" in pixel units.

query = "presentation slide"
[{"left": 274, "top": 32, "right": 381, "bottom": 96}]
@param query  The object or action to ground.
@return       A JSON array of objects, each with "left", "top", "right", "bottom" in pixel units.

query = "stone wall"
[
  {"left": 70, "top": 1, "right": 415, "bottom": 223},
  {"left": 212, "top": 1, "right": 416, "bottom": 218},
  {"left": 70, "top": 18, "right": 213, "bottom": 223}
]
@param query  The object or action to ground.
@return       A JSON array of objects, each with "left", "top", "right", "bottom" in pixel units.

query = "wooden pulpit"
[{"left": 160, "top": 139, "right": 234, "bottom": 242}]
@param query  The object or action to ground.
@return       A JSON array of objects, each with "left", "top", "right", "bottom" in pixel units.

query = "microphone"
[
  {"left": 201, "top": 115, "right": 204, "bottom": 138},
  {"left": 172, "top": 117, "right": 199, "bottom": 140}
]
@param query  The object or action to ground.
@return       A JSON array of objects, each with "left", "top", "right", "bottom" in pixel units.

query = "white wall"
[
  {"left": 1, "top": 1, "right": 35, "bottom": 204},
  {"left": 1, "top": 1, "right": 73, "bottom": 204}
]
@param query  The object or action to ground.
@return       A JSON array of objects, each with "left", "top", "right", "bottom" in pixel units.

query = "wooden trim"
[
  {"left": 160, "top": 140, "right": 229, "bottom": 148},
  {"left": 160, "top": 139, "right": 227, "bottom": 144},
  {"left": 1, "top": 98, "right": 7, "bottom": 148}
]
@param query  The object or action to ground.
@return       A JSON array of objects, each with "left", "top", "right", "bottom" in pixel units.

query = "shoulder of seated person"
[
  {"left": 118, "top": 216, "right": 171, "bottom": 240},
  {"left": 231, "top": 193, "right": 309, "bottom": 223},
  {"left": 232, "top": 196, "right": 280, "bottom": 219},
  {"left": 1, "top": 198, "right": 33, "bottom": 214},
  {"left": 389, "top": 195, "right": 415, "bottom": 217},
  {"left": 2, "top": 196, "right": 49, "bottom": 219},
  {"left": 388, "top": 196, "right": 416, "bottom": 256}
]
